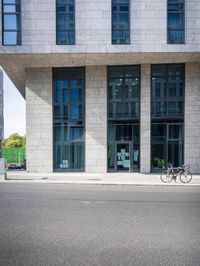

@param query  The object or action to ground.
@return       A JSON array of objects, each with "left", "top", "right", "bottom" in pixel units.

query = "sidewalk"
[{"left": 1, "top": 171, "right": 200, "bottom": 186}]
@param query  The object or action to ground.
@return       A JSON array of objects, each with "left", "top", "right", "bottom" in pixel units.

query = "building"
[
  {"left": 0, "top": 69, "right": 3, "bottom": 158},
  {"left": 0, "top": 0, "right": 199, "bottom": 174}
]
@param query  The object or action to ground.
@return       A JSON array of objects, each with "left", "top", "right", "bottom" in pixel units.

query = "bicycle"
[{"left": 160, "top": 164, "right": 192, "bottom": 183}]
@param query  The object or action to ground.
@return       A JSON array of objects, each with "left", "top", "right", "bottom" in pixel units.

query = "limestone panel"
[
  {"left": 1, "top": 0, "right": 200, "bottom": 53},
  {"left": 185, "top": 63, "right": 200, "bottom": 173},
  {"left": 26, "top": 68, "right": 53, "bottom": 173},
  {"left": 85, "top": 66, "right": 107, "bottom": 173},
  {"left": 140, "top": 64, "right": 151, "bottom": 173}
]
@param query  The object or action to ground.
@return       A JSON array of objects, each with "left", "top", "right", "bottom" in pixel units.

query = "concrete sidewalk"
[{"left": 0, "top": 171, "right": 200, "bottom": 186}]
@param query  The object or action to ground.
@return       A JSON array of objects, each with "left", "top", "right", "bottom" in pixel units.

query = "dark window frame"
[
  {"left": 111, "top": 0, "right": 130, "bottom": 45},
  {"left": 2, "top": 0, "right": 21, "bottom": 46},
  {"left": 108, "top": 65, "right": 140, "bottom": 120},
  {"left": 151, "top": 122, "right": 184, "bottom": 171},
  {"left": 151, "top": 64, "right": 185, "bottom": 119},
  {"left": 107, "top": 65, "right": 141, "bottom": 173},
  {"left": 56, "top": 0, "right": 75, "bottom": 45},
  {"left": 151, "top": 64, "right": 185, "bottom": 172},
  {"left": 53, "top": 67, "right": 85, "bottom": 172},
  {"left": 167, "top": 0, "right": 185, "bottom": 44}
]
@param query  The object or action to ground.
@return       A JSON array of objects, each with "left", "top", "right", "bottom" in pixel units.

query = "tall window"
[
  {"left": 112, "top": 0, "right": 130, "bottom": 44},
  {"left": 53, "top": 68, "right": 85, "bottom": 171},
  {"left": 151, "top": 64, "right": 184, "bottom": 171},
  {"left": 108, "top": 66, "right": 140, "bottom": 172},
  {"left": 2, "top": 0, "right": 21, "bottom": 45},
  {"left": 167, "top": 0, "right": 185, "bottom": 44},
  {"left": 56, "top": 0, "right": 75, "bottom": 45},
  {"left": 151, "top": 64, "right": 184, "bottom": 117}
]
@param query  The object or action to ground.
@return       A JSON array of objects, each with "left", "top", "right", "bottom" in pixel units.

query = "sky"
[{"left": 1, "top": 67, "right": 26, "bottom": 139}]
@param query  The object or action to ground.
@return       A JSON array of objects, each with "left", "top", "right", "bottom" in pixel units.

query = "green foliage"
[{"left": 2, "top": 134, "right": 26, "bottom": 148}]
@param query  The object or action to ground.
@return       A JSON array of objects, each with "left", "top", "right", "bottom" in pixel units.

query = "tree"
[{"left": 2, "top": 134, "right": 26, "bottom": 148}]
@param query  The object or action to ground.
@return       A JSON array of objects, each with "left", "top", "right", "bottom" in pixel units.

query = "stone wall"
[
  {"left": 185, "top": 63, "right": 200, "bottom": 174},
  {"left": 0, "top": 69, "right": 3, "bottom": 142},
  {"left": 1, "top": 0, "right": 200, "bottom": 53},
  {"left": 85, "top": 66, "right": 107, "bottom": 173},
  {"left": 26, "top": 68, "right": 53, "bottom": 172},
  {"left": 140, "top": 64, "right": 151, "bottom": 173}
]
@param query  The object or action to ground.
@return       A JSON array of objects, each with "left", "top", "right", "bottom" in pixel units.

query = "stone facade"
[
  {"left": 85, "top": 66, "right": 107, "bottom": 173},
  {"left": 0, "top": 1, "right": 200, "bottom": 174},
  {"left": 26, "top": 68, "right": 53, "bottom": 173},
  {"left": 0, "top": 69, "right": 3, "bottom": 142},
  {"left": 140, "top": 65, "right": 151, "bottom": 173},
  {"left": 185, "top": 63, "right": 200, "bottom": 174},
  {"left": 1, "top": 0, "right": 200, "bottom": 54}
]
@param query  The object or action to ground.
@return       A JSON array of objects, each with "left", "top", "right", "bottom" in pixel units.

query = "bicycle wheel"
[
  {"left": 180, "top": 171, "right": 192, "bottom": 183},
  {"left": 160, "top": 170, "right": 173, "bottom": 183}
]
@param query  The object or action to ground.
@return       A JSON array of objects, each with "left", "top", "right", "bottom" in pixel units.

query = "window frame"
[
  {"left": 56, "top": 0, "right": 75, "bottom": 45},
  {"left": 53, "top": 67, "right": 85, "bottom": 172},
  {"left": 151, "top": 64, "right": 185, "bottom": 172},
  {"left": 107, "top": 65, "right": 140, "bottom": 120},
  {"left": 151, "top": 64, "right": 185, "bottom": 119},
  {"left": 167, "top": 0, "right": 185, "bottom": 44},
  {"left": 111, "top": 0, "right": 130, "bottom": 45},
  {"left": 151, "top": 122, "right": 184, "bottom": 171},
  {"left": 2, "top": 0, "right": 21, "bottom": 46},
  {"left": 107, "top": 65, "right": 141, "bottom": 173}
]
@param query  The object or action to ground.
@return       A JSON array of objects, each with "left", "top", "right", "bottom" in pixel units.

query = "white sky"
[{"left": 1, "top": 67, "right": 26, "bottom": 138}]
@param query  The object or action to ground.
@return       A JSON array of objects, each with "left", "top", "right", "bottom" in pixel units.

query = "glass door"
[{"left": 116, "top": 143, "right": 130, "bottom": 171}]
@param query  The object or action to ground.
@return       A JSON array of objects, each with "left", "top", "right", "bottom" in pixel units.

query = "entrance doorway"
[
  {"left": 116, "top": 142, "right": 130, "bottom": 171},
  {"left": 108, "top": 123, "right": 140, "bottom": 172}
]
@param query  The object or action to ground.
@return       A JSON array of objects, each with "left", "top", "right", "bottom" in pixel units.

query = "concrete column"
[
  {"left": 85, "top": 66, "right": 107, "bottom": 173},
  {"left": 140, "top": 64, "right": 151, "bottom": 173},
  {"left": 26, "top": 68, "right": 53, "bottom": 173},
  {"left": 0, "top": 69, "right": 4, "bottom": 156},
  {"left": 185, "top": 63, "right": 200, "bottom": 174}
]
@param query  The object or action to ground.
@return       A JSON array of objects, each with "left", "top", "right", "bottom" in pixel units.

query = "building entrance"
[
  {"left": 108, "top": 123, "right": 140, "bottom": 172},
  {"left": 116, "top": 142, "right": 130, "bottom": 171},
  {"left": 107, "top": 65, "right": 140, "bottom": 172}
]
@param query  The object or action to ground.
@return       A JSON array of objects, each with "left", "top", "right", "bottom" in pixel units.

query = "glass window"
[
  {"left": 56, "top": 0, "right": 75, "bottom": 45},
  {"left": 53, "top": 68, "right": 85, "bottom": 171},
  {"left": 107, "top": 66, "right": 140, "bottom": 172},
  {"left": 112, "top": 0, "right": 130, "bottom": 44},
  {"left": 70, "top": 127, "right": 83, "bottom": 142},
  {"left": 108, "top": 66, "right": 140, "bottom": 119},
  {"left": 151, "top": 64, "right": 184, "bottom": 117},
  {"left": 151, "top": 123, "right": 183, "bottom": 170},
  {"left": 116, "top": 124, "right": 132, "bottom": 141},
  {"left": 167, "top": 0, "right": 185, "bottom": 44},
  {"left": 2, "top": 0, "right": 21, "bottom": 45}
]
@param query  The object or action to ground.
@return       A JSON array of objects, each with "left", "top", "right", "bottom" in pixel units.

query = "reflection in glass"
[
  {"left": 108, "top": 124, "right": 140, "bottom": 172},
  {"left": 70, "top": 105, "right": 82, "bottom": 119},
  {"left": 56, "top": 0, "right": 75, "bottom": 44},
  {"left": 151, "top": 64, "right": 184, "bottom": 117},
  {"left": 167, "top": 0, "right": 185, "bottom": 44},
  {"left": 2, "top": 0, "right": 21, "bottom": 45},
  {"left": 112, "top": 0, "right": 130, "bottom": 44},
  {"left": 53, "top": 68, "right": 85, "bottom": 171},
  {"left": 151, "top": 123, "right": 183, "bottom": 169}
]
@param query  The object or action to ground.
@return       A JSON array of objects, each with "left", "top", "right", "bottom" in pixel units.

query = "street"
[{"left": 0, "top": 184, "right": 200, "bottom": 266}]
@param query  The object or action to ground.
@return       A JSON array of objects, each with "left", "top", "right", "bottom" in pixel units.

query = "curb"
[{"left": 0, "top": 179, "right": 199, "bottom": 187}]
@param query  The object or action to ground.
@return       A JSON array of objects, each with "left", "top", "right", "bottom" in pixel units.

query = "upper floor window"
[
  {"left": 151, "top": 64, "right": 184, "bottom": 118},
  {"left": 167, "top": 0, "right": 185, "bottom": 44},
  {"left": 2, "top": 0, "right": 21, "bottom": 45},
  {"left": 108, "top": 66, "right": 140, "bottom": 119},
  {"left": 56, "top": 0, "right": 75, "bottom": 45},
  {"left": 112, "top": 0, "right": 130, "bottom": 44}
]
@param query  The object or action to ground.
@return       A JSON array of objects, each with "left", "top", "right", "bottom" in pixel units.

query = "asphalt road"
[{"left": 0, "top": 184, "right": 200, "bottom": 266}]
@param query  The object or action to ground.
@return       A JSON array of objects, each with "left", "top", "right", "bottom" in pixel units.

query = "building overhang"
[{"left": 0, "top": 52, "right": 200, "bottom": 98}]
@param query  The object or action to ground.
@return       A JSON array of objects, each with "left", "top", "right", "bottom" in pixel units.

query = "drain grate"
[{"left": 87, "top": 179, "right": 101, "bottom": 181}]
